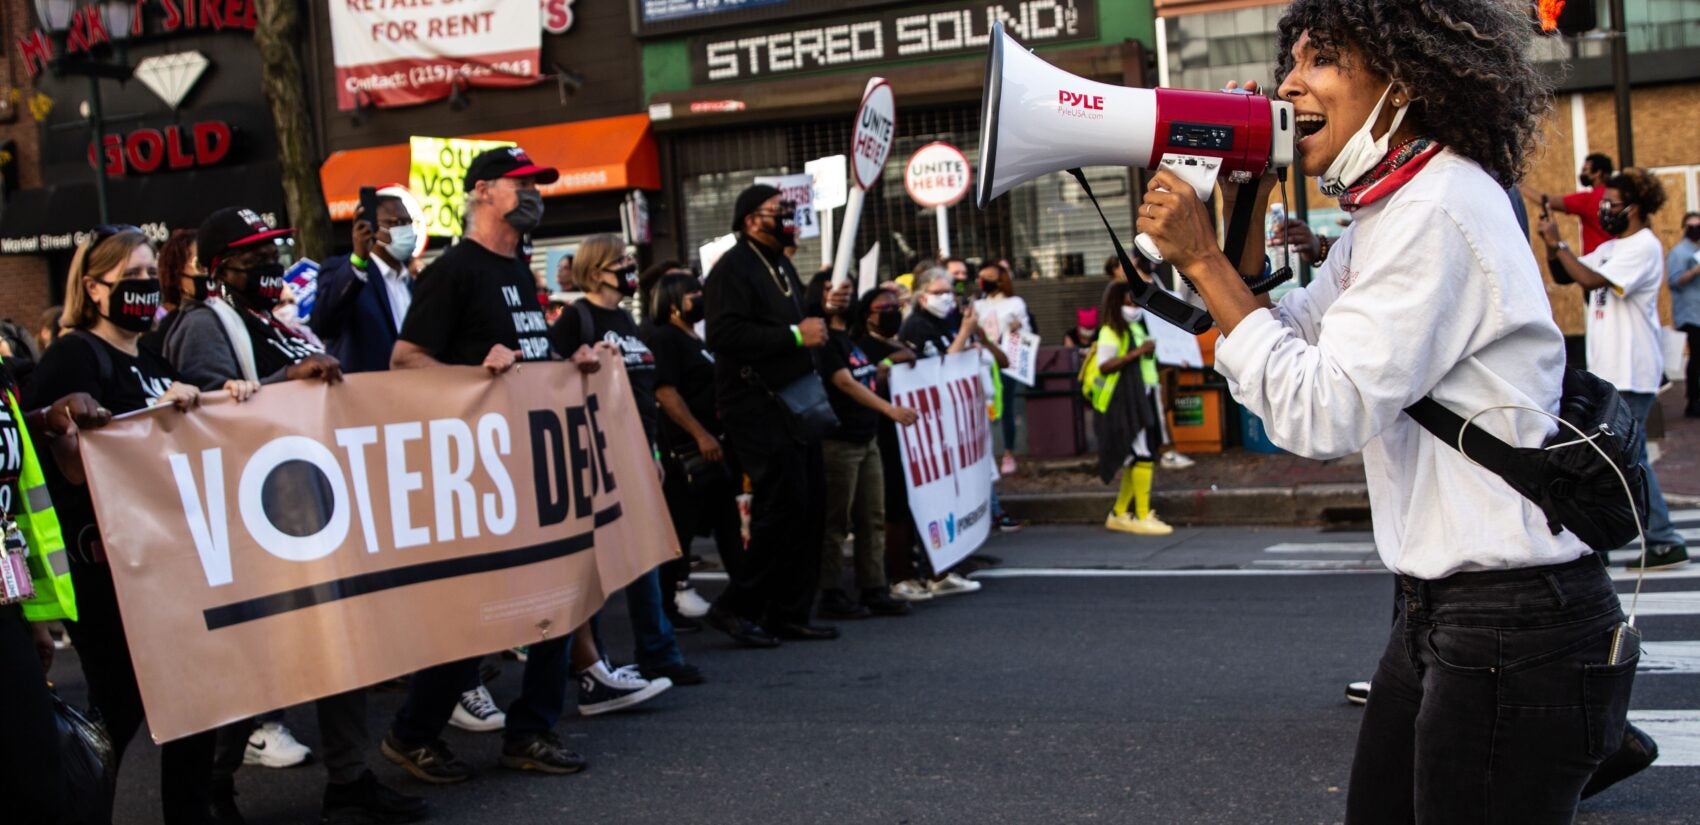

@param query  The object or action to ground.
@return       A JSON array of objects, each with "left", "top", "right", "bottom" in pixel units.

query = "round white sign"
[
  {"left": 850, "top": 79, "right": 896, "bottom": 190},
  {"left": 904, "top": 142, "right": 972, "bottom": 208}
]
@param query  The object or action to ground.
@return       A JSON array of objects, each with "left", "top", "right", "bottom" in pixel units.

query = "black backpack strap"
[
  {"left": 66, "top": 329, "right": 114, "bottom": 389},
  {"left": 573, "top": 300, "right": 598, "bottom": 352},
  {"left": 1404, "top": 396, "right": 1518, "bottom": 474}
]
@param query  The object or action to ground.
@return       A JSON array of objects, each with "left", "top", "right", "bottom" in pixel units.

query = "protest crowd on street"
[{"left": 3, "top": 0, "right": 1700, "bottom": 823}]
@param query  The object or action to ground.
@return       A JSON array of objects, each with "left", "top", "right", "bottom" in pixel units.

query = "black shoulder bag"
[{"left": 1404, "top": 368, "right": 1648, "bottom": 552}]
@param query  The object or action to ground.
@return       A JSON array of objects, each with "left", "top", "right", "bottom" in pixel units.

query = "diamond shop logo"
[{"left": 133, "top": 51, "right": 209, "bottom": 110}]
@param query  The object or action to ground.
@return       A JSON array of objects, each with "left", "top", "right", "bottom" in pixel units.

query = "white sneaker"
[
  {"left": 1345, "top": 681, "right": 1371, "bottom": 706},
  {"left": 244, "top": 721, "right": 312, "bottom": 768},
  {"left": 928, "top": 573, "right": 982, "bottom": 597},
  {"left": 674, "top": 587, "right": 712, "bottom": 618},
  {"left": 1160, "top": 451, "right": 1196, "bottom": 470},
  {"left": 449, "top": 685, "right": 506, "bottom": 732},
  {"left": 890, "top": 580, "right": 934, "bottom": 602},
  {"left": 578, "top": 661, "right": 672, "bottom": 717}
]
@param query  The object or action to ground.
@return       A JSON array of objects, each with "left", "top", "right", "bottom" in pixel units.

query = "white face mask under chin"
[
  {"left": 1121, "top": 306, "right": 1144, "bottom": 324},
  {"left": 922, "top": 294, "right": 953, "bottom": 318},
  {"left": 1318, "top": 83, "right": 1409, "bottom": 198}
]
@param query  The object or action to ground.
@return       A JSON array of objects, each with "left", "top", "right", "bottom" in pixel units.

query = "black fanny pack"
[
  {"left": 742, "top": 366, "right": 839, "bottom": 443},
  {"left": 1406, "top": 368, "right": 1648, "bottom": 552}
]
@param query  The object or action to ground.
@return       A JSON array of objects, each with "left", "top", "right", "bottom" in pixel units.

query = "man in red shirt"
[{"left": 1524, "top": 152, "right": 1614, "bottom": 253}]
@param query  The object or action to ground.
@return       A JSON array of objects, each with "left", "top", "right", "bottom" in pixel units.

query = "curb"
[{"left": 1002, "top": 483, "right": 1371, "bottom": 527}]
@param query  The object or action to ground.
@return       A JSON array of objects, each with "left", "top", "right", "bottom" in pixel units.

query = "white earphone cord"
[{"left": 1457, "top": 405, "right": 1647, "bottom": 627}]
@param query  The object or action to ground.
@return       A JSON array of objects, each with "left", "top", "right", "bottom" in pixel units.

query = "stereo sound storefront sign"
[{"left": 691, "top": 0, "right": 1097, "bottom": 84}]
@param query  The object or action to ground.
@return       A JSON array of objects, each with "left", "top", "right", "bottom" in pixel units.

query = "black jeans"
[
  {"left": 392, "top": 634, "right": 570, "bottom": 748},
  {"left": 0, "top": 604, "right": 68, "bottom": 824},
  {"left": 659, "top": 450, "right": 743, "bottom": 604},
  {"left": 64, "top": 561, "right": 217, "bottom": 825},
  {"left": 211, "top": 690, "right": 372, "bottom": 786},
  {"left": 1347, "top": 555, "right": 1636, "bottom": 824},
  {"left": 719, "top": 403, "right": 825, "bottom": 626}
]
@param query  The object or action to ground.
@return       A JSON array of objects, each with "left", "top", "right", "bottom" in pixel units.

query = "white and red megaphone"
[{"left": 977, "top": 22, "right": 1295, "bottom": 265}]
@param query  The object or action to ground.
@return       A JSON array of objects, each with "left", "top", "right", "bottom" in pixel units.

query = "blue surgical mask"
[{"left": 385, "top": 225, "right": 418, "bottom": 261}]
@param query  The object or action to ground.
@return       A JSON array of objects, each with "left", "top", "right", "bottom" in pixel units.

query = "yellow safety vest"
[
  {"left": 2, "top": 367, "right": 75, "bottom": 622},
  {"left": 1080, "top": 326, "right": 1131, "bottom": 414}
]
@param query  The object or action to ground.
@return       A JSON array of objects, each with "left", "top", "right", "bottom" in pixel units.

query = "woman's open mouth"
[{"left": 1295, "top": 112, "right": 1327, "bottom": 148}]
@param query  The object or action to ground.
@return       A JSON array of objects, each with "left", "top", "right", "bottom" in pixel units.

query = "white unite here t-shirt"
[{"left": 1580, "top": 228, "right": 1666, "bottom": 394}]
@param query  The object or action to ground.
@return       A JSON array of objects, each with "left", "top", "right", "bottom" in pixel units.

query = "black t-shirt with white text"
[
  {"left": 549, "top": 302, "right": 658, "bottom": 445},
  {"left": 400, "top": 239, "right": 552, "bottom": 366},
  {"left": 28, "top": 331, "right": 180, "bottom": 560},
  {"left": 645, "top": 323, "right": 719, "bottom": 452},
  {"left": 899, "top": 310, "right": 957, "bottom": 360},
  {"left": 238, "top": 308, "right": 323, "bottom": 377},
  {"left": 818, "top": 329, "right": 882, "bottom": 443},
  {"left": 1, "top": 368, "right": 23, "bottom": 530}
]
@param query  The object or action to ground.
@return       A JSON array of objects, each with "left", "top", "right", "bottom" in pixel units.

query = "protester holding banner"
[
  {"left": 162, "top": 208, "right": 343, "bottom": 391},
  {"left": 550, "top": 234, "right": 704, "bottom": 689},
  {"left": 803, "top": 274, "right": 919, "bottom": 619},
  {"left": 702, "top": 183, "right": 839, "bottom": 646},
  {"left": 1083, "top": 281, "right": 1172, "bottom": 537},
  {"left": 384, "top": 145, "right": 609, "bottom": 781},
  {"left": 310, "top": 192, "right": 420, "bottom": 374},
  {"left": 27, "top": 227, "right": 257, "bottom": 824},
  {"left": 647, "top": 272, "right": 737, "bottom": 629}
]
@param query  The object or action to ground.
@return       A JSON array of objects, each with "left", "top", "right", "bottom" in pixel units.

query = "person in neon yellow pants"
[{"left": 1081, "top": 281, "right": 1173, "bottom": 536}]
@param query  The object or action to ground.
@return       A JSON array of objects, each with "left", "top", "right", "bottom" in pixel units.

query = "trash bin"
[
  {"left": 1238, "top": 404, "right": 1284, "bottom": 454},
  {"left": 1167, "top": 371, "right": 1225, "bottom": 454}
]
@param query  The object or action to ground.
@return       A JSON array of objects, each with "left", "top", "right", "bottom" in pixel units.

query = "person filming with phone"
[{"left": 1134, "top": 1, "right": 1636, "bottom": 820}]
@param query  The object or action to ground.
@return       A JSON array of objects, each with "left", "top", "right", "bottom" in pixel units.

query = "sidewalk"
[{"left": 1002, "top": 380, "right": 1699, "bottom": 525}]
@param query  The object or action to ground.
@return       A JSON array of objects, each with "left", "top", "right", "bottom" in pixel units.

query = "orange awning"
[{"left": 318, "top": 113, "right": 660, "bottom": 221}]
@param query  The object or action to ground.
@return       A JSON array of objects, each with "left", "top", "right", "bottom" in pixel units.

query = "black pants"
[
  {"left": 1683, "top": 323, "right": 1699, "bottom": 410},
  {"left": 64, "top": 561, "right": 217, "bottom": 825},
  {"left": 392, "top": 635, "right": 569, "bottom": 748},
  {"left": 719, "top": 405, "right": 825, "bottom": 626},
  {"left": 1346, "top": 555, "right": 1635, "bottom": 824},
  {"left": 0, "top": 604, "right": 69, "bottom": 824},
  {"left": 659, "top": 450, "right": 743, "bottom": 604},
  {"left": 211, "top": 689, "right": 372, "bottom": 786}
]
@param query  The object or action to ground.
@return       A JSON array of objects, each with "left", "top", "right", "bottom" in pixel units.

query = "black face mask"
[
  {"left": 233, "top": 263, "right": 286, "bottom": 312},
  {"left": 504, "top": 190, "right": 545, "bottom": 233},
  {"left": 979, "top": 278, "right": 1000, "bottom": 295},
  {"left": 682, "top": 299, "right": 705, "bottom": 325},
  {"left": 606, "top": 264, "right": 638, "bottom": 297},
  {"left": 186, "top": 275, "right": 213, "bottom": 302},
  {"left": 873, "top": 307, "right": 902, "bottom": 338},
  {"left": 103, "top": 278, "right": 161, "bottom": 332},
  {"left": 1598, "top": 203, "right": 1631, "bottom": 237},
  {"left": 1580, "top": 173, "right": 1594, "bottom": 189},
  {"left": 1685, "top": 224, "right": 1700, "bottom": 243}
]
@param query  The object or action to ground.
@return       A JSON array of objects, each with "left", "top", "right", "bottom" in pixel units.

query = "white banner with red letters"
[
  {"left": 889, "top": 351, "right": 994, "bottom": 573},
  {"left": 330, "top": 0, "right": 541, "bottom": 111}
]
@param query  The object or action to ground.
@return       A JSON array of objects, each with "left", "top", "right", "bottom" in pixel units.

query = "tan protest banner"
[{"left": 78, "top": 354, "right": 676, "bottom": 742}]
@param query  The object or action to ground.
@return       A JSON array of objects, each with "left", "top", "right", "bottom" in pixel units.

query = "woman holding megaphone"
[{"left": 1136, "top": 1, "right": 1634, "bottom": 821}]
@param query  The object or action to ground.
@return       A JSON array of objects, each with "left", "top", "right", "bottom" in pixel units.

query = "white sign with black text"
[{"left": 889, "top": 351, "right": 995, "bottom": 573}]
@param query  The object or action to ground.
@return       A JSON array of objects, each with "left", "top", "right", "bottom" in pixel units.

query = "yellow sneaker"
[
  {"left": 1123, "top": 512, "right": 1174, "bottom": 536},
  {"left": 1105, "top": 512, "right": 1139, "bottom": 533}
]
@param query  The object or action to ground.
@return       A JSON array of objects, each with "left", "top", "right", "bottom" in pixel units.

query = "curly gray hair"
[{"left": 1274, "top": 0, "right": 1551, "bottom": 187}]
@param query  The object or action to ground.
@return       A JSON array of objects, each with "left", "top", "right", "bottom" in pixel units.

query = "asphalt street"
[{"left": 69, "top": 517, "right": 1700, "bottom": 824}]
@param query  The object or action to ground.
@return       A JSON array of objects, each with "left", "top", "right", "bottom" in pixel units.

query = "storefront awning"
[{"left": 319, "top": 113, "right": 660, "bottom": 221}]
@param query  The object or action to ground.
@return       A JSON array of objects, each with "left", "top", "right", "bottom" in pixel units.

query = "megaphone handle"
[{"left": 1134, "top": 231, "right": 1166, "bottom": 263}]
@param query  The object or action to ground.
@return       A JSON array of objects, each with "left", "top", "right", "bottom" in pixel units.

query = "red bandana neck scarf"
[{"left": 1337, "top": 136, "right": 1442, "bottom": 213}]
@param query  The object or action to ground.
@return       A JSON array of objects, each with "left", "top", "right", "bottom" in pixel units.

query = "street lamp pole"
[
  {"left": 87, "top": 74, "right": 108, "bottom": 223},
  {"left": 34, "top": 1, "right": 133, "bottom": 226},
  {"left": 1608, "top": 0, "right": 1634, "bottom": 167}
]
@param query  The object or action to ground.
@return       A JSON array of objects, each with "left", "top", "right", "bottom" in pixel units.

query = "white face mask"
[
  {"left": 922, "top": 293, "right": 954, "bottom": 318},
  {"left": 384, "top": 225, "right": 419, "bottom": 262},
  {"left": 1121, "top": 305, "right": 1143, "bottom": 324},
  {"left": 1318, "top": 83, "right": 1408, "bottom": 197}
]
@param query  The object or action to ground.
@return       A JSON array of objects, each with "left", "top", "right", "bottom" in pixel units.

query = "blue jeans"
[
  {"left": 623, "top": 568, "right": 683, "bottom": 668},
  {"left": 1621, "top": 392, "right": 1685, "bottom": 547},
  {"left": 1346, "top": 556, "right": 1633, "bottom": 822}
]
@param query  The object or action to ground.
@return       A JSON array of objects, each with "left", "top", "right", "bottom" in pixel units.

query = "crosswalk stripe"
[
  {"left": 1680, "top": 527, "right": 1700, "bottom": 542},
  {"left": 1668, "top": 510, "right": 1700, "bottom": 523},
  {"left": 1619, "top": 591, "right": 1700, "bottom": 616},
  {"left": 1639, "top": 641, "right": 1700, "bottom": 675},
  {"left": 1609, "top": 564, "right": 1700, "bottom": 582},
  {"left": 1263, "top": 543, "right": 1377, "bottom": 554},
  {"left": 1625, "top": 711, "right": 1700, "bottom": 767}
]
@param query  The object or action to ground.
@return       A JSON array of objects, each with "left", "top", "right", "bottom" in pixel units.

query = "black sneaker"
[
  {"left": 995, "top": 514, "right": 1025, "bottom": 533},
  {"left": 380, "top": 734, "right": 474, "bottom": 785},
  {"left": 500, "top": 732, "right": 588, "bottom": 775},
  {"left": 321, "top": 770, "right": 429, "bottom": 824},
  {"left": 1625, "top": 544, "right": 1690, "bottom": 571},
  {"left": 1582, "top": 723, "right": 1659, "bottom": 799},
  {"left": 208, "top": 777, "right": 246, "bottom": 825},
  {"left": 639, "top": 661, "right": 706, "bottom": 686},
  {"left": 860, "top": 588, "right": 912, "bottom": 617},
  {"left": 666, "top": 611, "right": 703, "bottom": 634},
  {"left": 1345, "top": 681, "right": 1371, "bottom": 706},
  {"left": 818, "top": 589, "right": 872, "bottom": 619}
]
